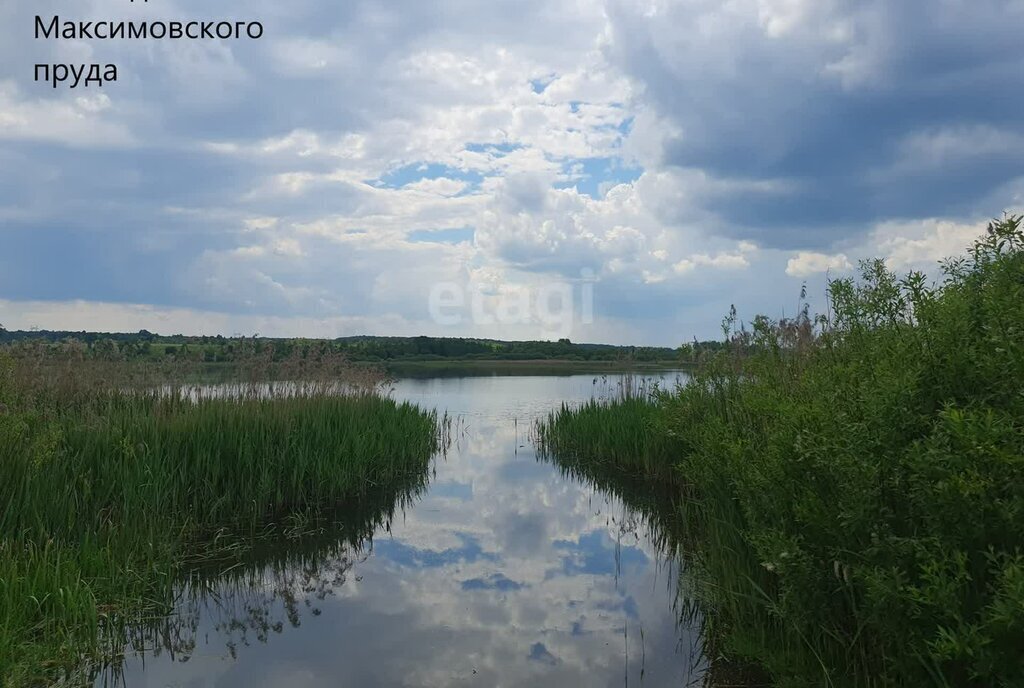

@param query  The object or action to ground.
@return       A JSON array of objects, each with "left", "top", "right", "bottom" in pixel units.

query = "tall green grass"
[
  {"left": 0, "top": 361, "right": 442, "bottom": 685},
  {"left": 93, "top": 464, "right": 432, "bottom": 686},
  {"left": 537, "top": 394, "right": 674, "bottom": 480},
  {"left": 537, "top": 217, "right": 1024, "bottom": 687}
]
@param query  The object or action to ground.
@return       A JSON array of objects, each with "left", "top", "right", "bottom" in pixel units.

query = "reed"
[
  {"left": 92, "top": 463, "right": 432, "bottom": 687},
  {"left": 537, "top": 217, "right": 1024, "bottom": 687},
  {"left": 0, "top": 357, "right": 442, "bottom": 685},
  {"left": 536, "top": 395, "right": 674, "bottom": 480}
]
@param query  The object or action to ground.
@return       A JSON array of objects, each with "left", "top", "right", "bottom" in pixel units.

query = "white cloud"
[
  {"left": 869, "top": 218, "right": 990, "bottom": 269},
  {"left": 672, "top": 242, "right": 758, "bottom": 275},
  {"left": 0, "top": 298, "right": 414, "bottom": 339},
  {"left": 0, "top": 81, "right": 134, "bottom": 147},
  {"left": 405, "top": 177, "right": 469, "bottom": 197},
  {"left": 1, "top": 0, "right": 1022, "bottom": 344},
  {"left": 785, "top": 251, "right": 853, "bottom": 277}
]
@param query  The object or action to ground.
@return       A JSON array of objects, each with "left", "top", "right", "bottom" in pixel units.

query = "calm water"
[{"left": 99, "top": 373, "right": 705, "bottom": 687}]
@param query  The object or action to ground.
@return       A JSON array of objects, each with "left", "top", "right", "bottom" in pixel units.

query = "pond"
[{"left": 96, "top": 372, "right": 705, "bottom": 687}]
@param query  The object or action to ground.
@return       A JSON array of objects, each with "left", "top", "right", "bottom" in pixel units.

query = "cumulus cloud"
[
  {"left": 674, "top": 242, "right": 758, "bottom": 275},
  {"left": 604, "top": 0, "right": 1024, "bottom": 247},
  {"left": 785, "top": 251, "right": 853, "bottom": 277},
  {"left": 869, "top": 217, "right": 990, "bottom": 269},
  {"left": 0, "top": 82, "right": 134, "bottom": 147},
  {"left": 1, "top": 0, "right": 1022, "bottom": 343}
]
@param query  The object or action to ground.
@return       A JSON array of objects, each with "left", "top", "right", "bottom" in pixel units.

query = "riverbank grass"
[
  {"left": 538, "top": 217, "right": 1024, "bottom": 686},
  {"left": 0, "top": 364, "right": 441, "bottom": 685}
]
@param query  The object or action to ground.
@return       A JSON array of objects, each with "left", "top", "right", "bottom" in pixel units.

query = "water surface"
[{"left": 101, "top": 373, "right": 705, "bottom": 687}]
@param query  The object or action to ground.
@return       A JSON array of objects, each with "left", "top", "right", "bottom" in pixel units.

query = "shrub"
[{"left": 540, "top": 217, "right": 1024, "bottom": 686}]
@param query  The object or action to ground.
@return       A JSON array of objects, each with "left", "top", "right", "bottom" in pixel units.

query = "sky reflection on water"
[{"left": 102, "top": 373, "right": 705, "bottom": 688}]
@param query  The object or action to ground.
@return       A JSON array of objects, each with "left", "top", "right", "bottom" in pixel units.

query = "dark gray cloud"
[
  {"left": 1, "top": 0, "right": 1019, "bottom": 342},
  {"left": 606, "top": 0, "right": 1024, "bottom": 247}
]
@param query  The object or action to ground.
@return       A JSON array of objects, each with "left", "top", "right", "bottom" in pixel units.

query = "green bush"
[{"left": 539, "top": 217, "right": 1024, "bottom": 686}]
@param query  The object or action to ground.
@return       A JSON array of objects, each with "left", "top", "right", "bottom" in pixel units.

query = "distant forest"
[{"left": 0, "top": 328, "right": 726, "bottom": 364}]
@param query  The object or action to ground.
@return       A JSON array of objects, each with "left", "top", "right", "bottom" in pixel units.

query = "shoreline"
[{"left": 377, "top": 358, "right": 693, "bottom": 378}]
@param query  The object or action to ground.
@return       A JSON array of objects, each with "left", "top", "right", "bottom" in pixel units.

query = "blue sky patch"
[
  {"left": 369, "top": 162, "right": 483, "bottom": 192},
  {"left": 530, "top": 75, "right": 556, "bottom": 94},
  {"left": 550, "top": 529, "right": 649, "bottom": 577},
  {"left": 425, "top": 478, "right": 475, "bottom": 499},
  {"left": 460, "top": 573, "right": 525, "bottom": 592},
  {"left": 465, "top": 142, "right": 523, "bottom": 157},
  {"left": 557, "top": 156, "right": 643, "bottom": 199},
  {"left": 407, "top": 227, "right": 475, "bottom": 245},
  {"left": 373, "top": 532, "right": 496, "bottom": 569},
  {"left": 595, "top": 594, "right": 640, "bottom": 619},
  {"left": 528, "top": 642, "right": 558, "bottom": 665}
]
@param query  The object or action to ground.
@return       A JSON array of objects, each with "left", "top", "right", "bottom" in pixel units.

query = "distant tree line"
[{"left": 0, "top": 330, "right": 716, "bottom": 363}]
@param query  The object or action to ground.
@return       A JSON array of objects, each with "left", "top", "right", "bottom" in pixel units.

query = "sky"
[{"left": 1, "top": 0, "right": 1023, "bottom": 346}]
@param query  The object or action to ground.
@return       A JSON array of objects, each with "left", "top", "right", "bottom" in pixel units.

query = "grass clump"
[
  {"left": 0, "top": 359, "right": 442, "bottom": 685},
  {"left": 537, "top": 217, "right": 1024, "bottom": 687},
  {"left": 95, "top": 466, "right": 432, "bottom": 685},
  {"left": 538, "top": 394, "right": 672, "bottom": 479}
]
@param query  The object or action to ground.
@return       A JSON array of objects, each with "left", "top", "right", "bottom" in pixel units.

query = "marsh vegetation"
[
  {"left": 0, "top": 350, "right": 443, "bottom": 685},
  {"left": 538, "top": 217, "right": 1024, "bottom": 686},
  {"left": 81, "top": 373, "right": 702, "bottom": 688},
  {"left": 6, "top": 218, "right": 1021, "bottom": 686}
]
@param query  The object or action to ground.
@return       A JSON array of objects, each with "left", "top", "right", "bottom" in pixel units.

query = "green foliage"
[
  {"left": 535, "top": 375, "right": 686, "bottom": 486},
  {"left": 537, "top": 394, "right": 676, "bottom": 481},
  {"left": 0, "top": 361, "right": 441, "bottom": 685},
  {"left": 0, "top": 331, "right": 680, "bottom": 365},
  {"left": 538, "top": 217, "right": 1024, "bottom": 686}
]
